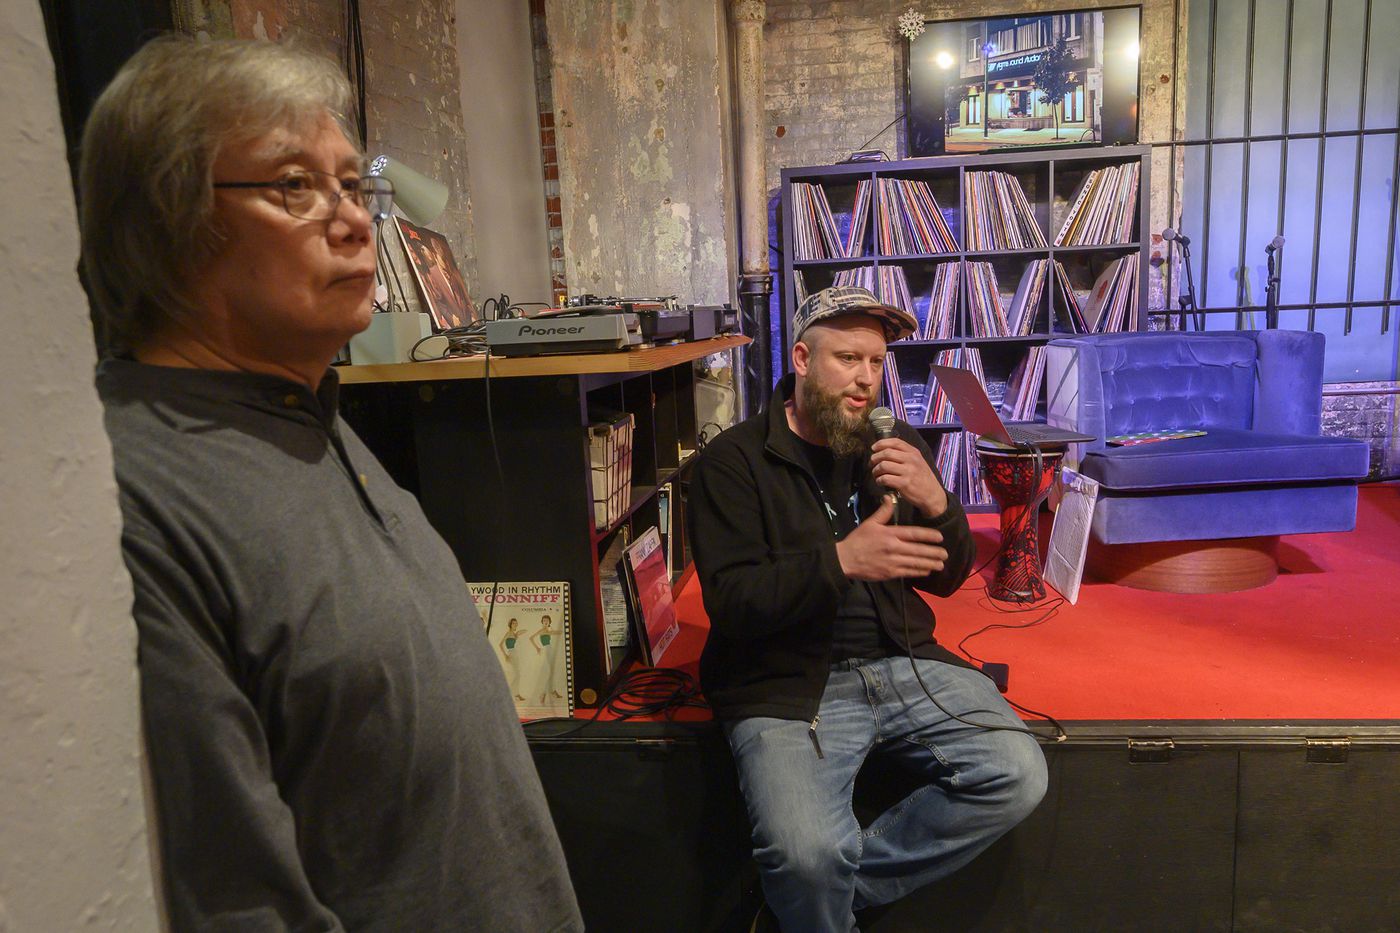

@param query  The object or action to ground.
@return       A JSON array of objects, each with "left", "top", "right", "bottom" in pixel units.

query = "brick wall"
[
  {"left": 529, "top": 0, "right": 568, "bottom": 301},
  {"left": 1324, "top": 386, "right": 1400, "bottom": 480}
]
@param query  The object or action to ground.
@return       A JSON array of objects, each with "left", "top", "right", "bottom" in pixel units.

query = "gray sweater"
[{"left": 97, "top": 360, "right": 582, "bottom": 933}]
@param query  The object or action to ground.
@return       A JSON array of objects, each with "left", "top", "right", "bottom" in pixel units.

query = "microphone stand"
[
  {"left": 1175, "top": 237, "right": 1202, "bottom": 332},
  {"left": 1265, "top": 246, "right": 1281, "bottom": 330}
]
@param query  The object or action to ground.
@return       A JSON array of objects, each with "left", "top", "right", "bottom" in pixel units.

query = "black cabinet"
[{"left": 339, "top": 335, "right": 746, "bottom": 707}]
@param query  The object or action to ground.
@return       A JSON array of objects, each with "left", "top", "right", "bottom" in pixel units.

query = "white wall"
[
  {"left": 456, "top": 0, "right": 553, "bottom": 306},
  {"left": 0, "top": 2, "right": 159, "bottom": 929}
]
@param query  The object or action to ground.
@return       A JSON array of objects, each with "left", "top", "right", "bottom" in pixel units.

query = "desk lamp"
[{"left": 368, "top": 155, "right": 448, "bottom": 225}]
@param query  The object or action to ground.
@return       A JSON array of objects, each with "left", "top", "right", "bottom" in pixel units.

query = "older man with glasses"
[{"left": 81, "top": 37, "right": 581, "bottom": 932}]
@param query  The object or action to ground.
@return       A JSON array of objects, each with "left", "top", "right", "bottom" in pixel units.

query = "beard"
[{"left": 800, "top": 377, "right": 875, "bottom": 457}]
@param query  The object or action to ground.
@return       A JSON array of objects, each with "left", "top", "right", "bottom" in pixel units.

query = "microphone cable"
[
  {"left": 521, "top": 667, "right": 708, "bottom": 739},
  {"left": 880, "top": 431, "right": 1066, "bottom": 742}
]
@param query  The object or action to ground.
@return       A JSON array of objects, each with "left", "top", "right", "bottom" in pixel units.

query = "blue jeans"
[{"left": 724, "top": 657, "right": 1047, "bottom": 932}]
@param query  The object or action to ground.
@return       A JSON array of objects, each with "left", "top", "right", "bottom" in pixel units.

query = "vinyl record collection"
[
  {"left": 833, "top": 265, "right": 915, "bottom": 319},
  {"left": 963, "top": 170, "right": 1047, "bottom": 250},
  {"left": 936, "top": 432, "right": 993, "bottom": 507},
  {"left": 1051, "top": 260, "right": 1088, "bottom": 332},
  {"left": 875, "top": 178, "right": 958, "bottom": 254},
  {"left": 921, "top": 262, "right": 960, "bottom": 339},
  {"left": 998, "top": 346, "right": 1047, "bottom": 422},
  {"left": 1054, "top": 162, "right": 1141, "bottom": 246},
  {"left": 924, "top": 346, "right": 984, "bottom": 426},
  {"left": 1081, "top": 254, "right": 1140, "bottom": 333}
]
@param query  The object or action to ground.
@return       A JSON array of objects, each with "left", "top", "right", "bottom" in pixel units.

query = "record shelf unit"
[
  {"left": 336, "top": 335, "right": 747, "bottom": 710},
  {"left": 780, "top": 145, "right": 1149, "bottom": 509}
]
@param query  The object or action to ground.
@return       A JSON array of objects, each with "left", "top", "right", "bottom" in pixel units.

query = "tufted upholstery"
[{"left": 1045, "top": 331, "right": 1369, "bottom": 545}]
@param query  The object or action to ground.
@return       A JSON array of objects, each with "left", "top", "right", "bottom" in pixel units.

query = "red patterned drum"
[{"left": 974, "top": 441, "right": 1064, "bottom": 603}]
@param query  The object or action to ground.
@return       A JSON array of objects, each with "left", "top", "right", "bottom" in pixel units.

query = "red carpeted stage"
[
  {"left": 534, "top": 483, "right": 1400, "bottom": 932},
  {"left": 671, "top": 481, "right": 1400, "bottom": 726}
]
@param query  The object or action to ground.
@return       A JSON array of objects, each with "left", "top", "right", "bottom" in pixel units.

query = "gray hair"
[{"left": 79, "top": 36, "right": 356, "bottom": 356}]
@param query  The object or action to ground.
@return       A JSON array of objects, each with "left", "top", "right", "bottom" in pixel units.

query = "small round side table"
[{"left": 974, "top": 439, "right": 1065, "bottom": 603}]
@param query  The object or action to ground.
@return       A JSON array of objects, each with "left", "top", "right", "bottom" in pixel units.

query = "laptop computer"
[{"left": 928, "top": 363, "right": 1096, "bottom": 448}]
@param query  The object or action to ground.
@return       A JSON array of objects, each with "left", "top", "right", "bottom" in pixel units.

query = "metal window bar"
[
  {"left": 1199, "top": 0, "right": 1218, "bottom": 321},
  {"left": 1306, "top": 0, "right": 1335, "bottom": 334},
  {"left": 1386, "top": 47, "right": 1400, "bottom": 334},
  {"left": 1153, "top": 0, "right": 1399, "bottom": 341},
  {"left": 1344, "top": 0, "right": 1374, "bottom": 335},
  {"left": 1233, "top": 0, "right": 1258, "bottom": 323},
  {"left": 1275, "top": 0, "right": 1294, "bottom": 321}
]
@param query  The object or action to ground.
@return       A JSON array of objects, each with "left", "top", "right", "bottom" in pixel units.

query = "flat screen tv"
[{"left": 906, "top": 6, "right": 1141, "bottom": 157}]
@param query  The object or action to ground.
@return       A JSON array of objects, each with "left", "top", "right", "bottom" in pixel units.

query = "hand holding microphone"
[
  {"left": 868, "top": 406, "right": 948, "bottom": 520},
  {"left": 869, "top": 407, "right": 901, "bottom": 507}
]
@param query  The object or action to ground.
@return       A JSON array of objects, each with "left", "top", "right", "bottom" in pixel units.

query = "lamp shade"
[{"left": 369, "top": 154, "right": 449, "bottom": 226}]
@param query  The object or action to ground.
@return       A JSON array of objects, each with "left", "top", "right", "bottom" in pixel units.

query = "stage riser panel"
[{"left": 529, "top": 724, "right": 1400, "bottom": 932}]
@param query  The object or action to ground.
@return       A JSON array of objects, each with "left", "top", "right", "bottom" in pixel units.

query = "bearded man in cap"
[{"left": 687, "top": 286, "right": 1047, "bottom": 931}]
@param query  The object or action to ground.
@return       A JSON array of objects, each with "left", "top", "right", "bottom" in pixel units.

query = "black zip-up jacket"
[{"left": 688, "top": 373, "right": 977, "bottom": 723}]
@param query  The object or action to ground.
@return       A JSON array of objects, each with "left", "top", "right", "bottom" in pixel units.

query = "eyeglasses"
[{"left": 213, "top": 170, "right": 395, "bottom": 222}]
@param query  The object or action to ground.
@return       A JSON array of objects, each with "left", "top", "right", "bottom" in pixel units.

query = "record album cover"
[
  {"left": 468, "top": 581, "right": 572, "bottom": 720},
  {"left": 394, "top": 217, "right": 476, "bottom": 331}
]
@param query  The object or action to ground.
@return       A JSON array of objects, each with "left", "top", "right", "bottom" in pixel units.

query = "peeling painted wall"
[
  {"left": 546, "top": 0, "right": 737, "bottom": 304},
  {"left": 188, "top": 0, "right": 481, "bottom": 307},
  {"left": 1, "top": 1, "right": 158, "bottom": 927},
  {"left": 457, "top": 0, "right": 553, "bottom": 305},
  {"left": 762, "top": 0, "right": 1180, "bottom": 311}
]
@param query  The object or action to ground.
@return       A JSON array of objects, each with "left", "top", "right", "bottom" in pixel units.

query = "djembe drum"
[{"left": 974, "top": 440, "right": 1065, "bottom": 603}]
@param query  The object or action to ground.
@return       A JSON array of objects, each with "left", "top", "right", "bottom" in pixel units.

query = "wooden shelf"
[
  {"left": 337, "top": 334, "right": 748, "bottom": 384},
  {"left": 339, "top": 335, "right": 742, "bottom": 709}
]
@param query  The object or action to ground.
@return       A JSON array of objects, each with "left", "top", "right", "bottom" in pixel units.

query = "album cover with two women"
[{"left": 468, "top": 581, "right": 572, "bottom": 721}]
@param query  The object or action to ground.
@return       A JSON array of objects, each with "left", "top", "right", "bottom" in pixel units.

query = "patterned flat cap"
[{"left": 792, "top": 286, "right": 917, "bottom": 343}]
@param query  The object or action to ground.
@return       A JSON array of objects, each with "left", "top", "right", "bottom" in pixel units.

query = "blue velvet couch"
[{"left": 1044, "top": 330, "right": 1370, "bottom": 548}]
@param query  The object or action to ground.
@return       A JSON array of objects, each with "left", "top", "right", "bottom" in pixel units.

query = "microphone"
[
  {"left": 869, "top": 406, "right": 900, "bottom": 507},
  {"left": 1162, "top": 227, "right": 1191, "bottom": 247},
  {"left": 1266, "top": 235, "right": 1286, "bottom": 254}
]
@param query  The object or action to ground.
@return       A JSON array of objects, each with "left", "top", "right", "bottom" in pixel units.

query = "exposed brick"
[{"left": 539, "top": 111, "right": 554, "bottom": 128}]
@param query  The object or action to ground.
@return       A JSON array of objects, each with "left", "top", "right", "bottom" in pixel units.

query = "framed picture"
[
  {"left": 468, "top": 581, "right": 572, "bottom": 720},
  {"left": 394, "top": 217, "right": 476, "bottom": 331}
]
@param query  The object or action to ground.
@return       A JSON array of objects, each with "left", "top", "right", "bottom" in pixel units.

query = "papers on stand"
[{"left": 1044, "top": 470, "right": 1100, "bottom": 604}]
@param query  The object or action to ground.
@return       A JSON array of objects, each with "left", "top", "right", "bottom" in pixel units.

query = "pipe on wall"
[{"left": 730, "top": 0, "right": 772, "bottom": 411}]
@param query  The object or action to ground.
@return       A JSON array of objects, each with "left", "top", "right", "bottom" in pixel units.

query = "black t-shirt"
[{"left": 793, "top": 437, "right": 899, "bottom": 662}]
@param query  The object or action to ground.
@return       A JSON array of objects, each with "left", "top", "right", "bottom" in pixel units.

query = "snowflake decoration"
[{"left": 897, "top": 8, "right": 926, "bottom": 41}]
